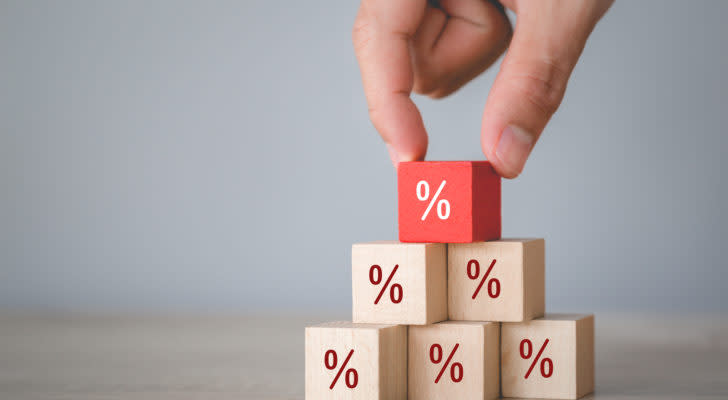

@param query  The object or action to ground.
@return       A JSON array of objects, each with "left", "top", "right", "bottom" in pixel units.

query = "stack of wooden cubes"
[{"left": 306, "top": 161, "right": 594, "bottom": 399}]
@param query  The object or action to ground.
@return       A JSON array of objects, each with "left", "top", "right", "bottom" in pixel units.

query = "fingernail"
[
  {"left": 495, "top": 125, "right": 535, "bottom": 177},
  {"left": 386, "top": 143, "right": 400, "bottom": 168}
]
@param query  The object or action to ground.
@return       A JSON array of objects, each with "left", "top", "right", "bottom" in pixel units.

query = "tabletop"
[{"left": 0, "top": 312, "right": 726, "bottom": 399}]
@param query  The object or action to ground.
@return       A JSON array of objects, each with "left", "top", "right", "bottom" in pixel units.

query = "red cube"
[{"left": 398, "top": 161, "right": 501, "bottom": 243}]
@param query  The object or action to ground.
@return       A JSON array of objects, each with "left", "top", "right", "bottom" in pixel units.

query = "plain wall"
[{"left": 1, "top": 1, "right": 726, "bottom": 313}]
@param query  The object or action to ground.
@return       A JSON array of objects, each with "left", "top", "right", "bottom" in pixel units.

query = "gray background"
[{"left": 1, "top": 1, "right": 726, "bottom": 313}]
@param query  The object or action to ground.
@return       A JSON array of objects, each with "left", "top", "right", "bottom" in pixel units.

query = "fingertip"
[
  {"left": 490, "top": 159, "right": 522, "bottom": 179},
  {"left": 385, "top": 143, "right": 399, "bottom": 168},
  {"left": 372, "top": 98, "right": 428, "bottom": 168},
  {"left": 397, "top": 138, "right": 428, "bottom": 163},
  {"left": 482, "top": 124, "right": 534, "bottom": 179},
  {"left": 386, "top": 133, "right": 428, "bottom": 168},
  {"left": 496, "top": 125, "right": 535, "bottom": 176}
]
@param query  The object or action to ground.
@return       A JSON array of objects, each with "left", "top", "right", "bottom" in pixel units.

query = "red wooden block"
[{"left": 398, "top": 161, "right": 501, "bottom": 243}]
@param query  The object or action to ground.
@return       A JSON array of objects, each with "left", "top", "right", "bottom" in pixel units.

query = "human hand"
[{"left": 353, "top": 0, "right": 613, "bottom": 178}]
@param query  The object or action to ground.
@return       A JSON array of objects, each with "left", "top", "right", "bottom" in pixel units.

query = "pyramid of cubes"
[{"left": 305, "top": 161, "right": 594, "bottom": 399}]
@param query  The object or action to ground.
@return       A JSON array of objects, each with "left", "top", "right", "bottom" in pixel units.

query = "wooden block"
[
  {"left": 501, "top": 314, "right": 595, "bottom": 399},
  {"left": 352, "top": 241, "right": 447, "bottom": 325},
  {"left": 408, "top": 321, "right": 500, "bottom": 400},
  {"left": 305, "top": 322, "right": 407, "bottom": 400},
  {"left": 449, "top": 239, "right": 545, "bottom": 322},
  {"left": 398, "top": 161, "right": 501, "bottom": 243}
]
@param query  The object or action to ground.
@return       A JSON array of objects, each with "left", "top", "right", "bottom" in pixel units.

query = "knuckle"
[
  {"left": 427, "top": 90, "right": 450, "bottom": 100},
  {"left": 412, "top": 75, "right": 440, "bottom": 97},
  {"left": 425, "top": 85, "right": 455, "bottom": 99},
  {"left": 351, "top": 16, "right": 373, "bottom": 53},
  {"left": 366, "top": 104, "right": 386, "bottom": 128},
  {"left": 413, "top": 70, "right": 458, "bottom": 99},
  {"left": 412, "top": 64, "right": 447, "bottom": 97},
  {"left": 509, "top": 59, "right": 569, "bottom": 116}
]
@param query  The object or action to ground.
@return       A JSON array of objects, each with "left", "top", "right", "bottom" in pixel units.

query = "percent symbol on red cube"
[
  {"left": 467, "top": 259, "right": 500, "bottom": 299},
  {"left": 429, "top": 343, "right": 463, "bottom": 383},
  {"left": 520, "top": 338, "right": 553, "bottom": 379},
  {"left": 416, "top": 180, "right": 450, "bottom": 220},
  {"left": 368, "top": 264, "right": 403, "bottom": 304},
  {"left": 324, "top": 349, "right": 359, "bottom": 389}
]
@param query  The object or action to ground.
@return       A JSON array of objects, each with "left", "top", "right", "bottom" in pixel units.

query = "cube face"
[
  {"left": 398, "top": 161, "right": 500, "bottom": 243},
  {"left": 471, "top": 164, "right": 502, "bottom": 240},
  {"left": 352, "top": 242, "right": 447, "bottom": 325},
  {"left": 305, "top": 322, "right": 407, "bottom": 400},
  {"left": 449, "top": 239, "right": 545, "bottom": 322},
  {"left": 408, "top": 321, "right": 500, "bottom": 400},
  {"left": 501, "top": 314, "right": 595, "bottom": 399}
]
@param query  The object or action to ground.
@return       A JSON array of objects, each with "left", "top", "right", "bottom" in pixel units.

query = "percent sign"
[
  {"left": 416, "top": 180, "right": 450, "bottom": 221},
  {"left": 429, "top": 343, "right": 463, "bottom": 383},
  {"left": 520, "top": 339, "right": 553, "bottom": 379},
  {"left": 369, "top": 264, "right": 403, "bottom": 304},
  {"left": 467, "top": 259, "right": 501, "bottom": 299},
  {"left": 324, "top": 349, "right": 358, "bottom": 389}
]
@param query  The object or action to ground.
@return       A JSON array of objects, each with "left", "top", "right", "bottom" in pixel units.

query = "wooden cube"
[
  {"left": 352, "top": 241, "right": 447, "bottom": 325},
  {"left": 409, "top": 321, "right": 500, "bottom": 400},
  {"left": 449, "top": 239, "right": 545, "bottom": 322},
  {"left": 398, "top": 161, "right": 501, "bottom": 243},
  {"left": 501, "top": 314, "right": 595, "bottom": 399},
  {"left": 305, "top": 322, "right": 407, "bottom": 400}
]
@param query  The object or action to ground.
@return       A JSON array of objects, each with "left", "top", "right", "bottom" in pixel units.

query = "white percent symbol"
[{"left": 416, "top": 180, "right": 450, "bottom": 221}]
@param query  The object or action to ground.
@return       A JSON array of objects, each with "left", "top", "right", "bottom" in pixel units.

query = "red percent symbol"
[
  {"left": 429, "top": 343, "right": 463, "bottom": 383},
  {"left": 520, "top": 339, "right": 553, "bottom": 379},
  {"left": 467, "top": 259, "right": 500, "bottom": 299},
  {"left": 369, "top": 264, "right": 403, "bottom": 304},
  {"left": 324, "top": 349, "right": 358, "bottom": 389}
]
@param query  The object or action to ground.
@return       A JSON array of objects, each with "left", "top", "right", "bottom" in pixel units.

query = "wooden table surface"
[{"left": 0, "top": 312, "right": 726, "bottom": 399}]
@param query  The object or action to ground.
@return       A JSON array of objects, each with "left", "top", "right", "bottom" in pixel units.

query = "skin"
[{"left": 353, "top": 0, "right": 614, "bottom": 178}]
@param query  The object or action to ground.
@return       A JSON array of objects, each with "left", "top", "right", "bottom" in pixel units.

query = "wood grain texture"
[
  {"left": 576, "top": 315, "right": 595, "bottom": 398},
  {"left": 448, "top": 239, "right": 545, "bottom": 322},
  {"left": 352, "top": 242, "right": 447, "bottom": 325},
  {"left": 0, "top": 313, "right": 727, "bottom": 399},
  {"left": 408, "top": 321, "right": 500, "bottom": 400},
  {"left": 502, "top": 314, "right": 594, "bottom": 399},
  {"left": 523, "top": 239, "right": 546, "bottom": 322},
  {"left": 305, "top": 322, "right": 406, "bottom": 400}
]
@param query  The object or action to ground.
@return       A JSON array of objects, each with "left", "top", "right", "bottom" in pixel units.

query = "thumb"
[{"left": 480, "top": 2, "right": 609, "bottom": 178}]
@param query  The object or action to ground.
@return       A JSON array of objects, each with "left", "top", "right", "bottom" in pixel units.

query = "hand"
[{"left": 352, "top": 0, "right": 613, "bottom": 178}]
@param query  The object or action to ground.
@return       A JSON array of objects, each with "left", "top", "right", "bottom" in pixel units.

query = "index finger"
[{"left": 352, "top": 0, "right": 429, "bottom": 166}]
